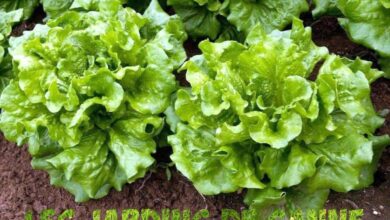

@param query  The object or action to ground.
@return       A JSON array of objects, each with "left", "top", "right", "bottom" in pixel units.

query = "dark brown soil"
[
  {"left": 0, "top": 139, "right": 245, "bottom": 219},
  {"left": 11, "top": 6, "right": 46, "bottom": 37},
  {"left": 0, "top": 7, "right": 389, "bottom": 220}
]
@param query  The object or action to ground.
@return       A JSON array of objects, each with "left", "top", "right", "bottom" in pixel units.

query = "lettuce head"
[
  {"left": 0, "top": 0, "right": 187, "bottom": 202},
  {"left": 167, "top": 18, "right": 389, "bottom": 216}
]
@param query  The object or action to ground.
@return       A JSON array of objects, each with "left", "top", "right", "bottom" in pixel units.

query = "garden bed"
[{"left": 0, "top": 7, "right": 389, "bottom": 220}]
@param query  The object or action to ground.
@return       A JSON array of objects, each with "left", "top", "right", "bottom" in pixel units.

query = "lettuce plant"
[
  {"left": 167, "top": 0, "right": 309, "bottom": 40},
  {"left": 167, "top": 18, "right": 389, "bottom": 216},
  {"left": 313, "top": 0, "right": 390, "bottom": 78},
  {"left": 0, "top": 0, "right": 187, "bottom": 202}
]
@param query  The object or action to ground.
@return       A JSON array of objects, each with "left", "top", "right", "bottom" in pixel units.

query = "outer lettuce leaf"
[
  {"left": 40, "top": 0, "right": 128, "bottom": 18},
  {"left": 0, "top": 9, "right": 23, "bottom": 93},
  {"left": 167, "top": 0, "right": 309, "bottom": 40},
  {"left": 379, "top": 57, "right": 390, "bottom": 78},
  {"left": 166, "top": 0, "right": 225, "bottom": 40},
  {"left": 299, "top": 55, "right": 384, "bottom": 144},
  {"left": 227, "top": 0, "right": 309, "bottom": 35},
  {"left": 245, "top": 133, "right": 389, "bottom": 217},
  {"left": 0, "top": 0, "right": 39, "bottom": 20},
  {"left": 313, "top": 0, "right": 390, "bottom": 78},
  {"left": 337, "top": 0, "right": 390, "bottom": 57},
  {"left": 256, "top": 144, "right": 320, "bottom": 189},
  {"left": 305, "top": 134, "right": 384, "bottom": 192},
  {"left": 312, "top": 0, "right": 341, "bottom": 17},
  {"left": 0, "top": 54, "right": 13, "bottom": 94},
  {"left": 40, "top": 0, "right": 74, "bottom": 17},
  {"left": 0, "top": 0, "right": 187, "bottom": 202},
  {"left": 169, "top": 123, "right": 264, "bottom": 195},
  {"left": 245, "top": 187, "right": 330, "bottom": 219},
  {"left": 169, "top": 18, "right": 389, "bottom": 214}
]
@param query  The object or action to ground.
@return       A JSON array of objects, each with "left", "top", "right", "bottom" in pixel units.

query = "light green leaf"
[
  {"left": 306, "top": 134, "right": 374, "bottom": 192},
  {"left": 245, "top": 187, "right": 329, "bottom": 219},
  {"left": 257, "top": 144, "right": 320, "bottom": 189},
  {"left": 47, "top": 130, "right": 113, "bottom": 199},
  {"left": 317, "top": 55, "right": 384, "bottom": 134},
  {"left": 381, "top": 0, "right": 390, "bottom": 8},
  {"left": 109, "top": 116, "right": 163, "bottom": 182},
  {"left": 337, "top": 0, "right": 390, "bottom": 57},
  {"left": 241, "top": 111, "right": 302, "bottom": 149},
  {"left": 0, "top": 0, "right": 39, "bottom": 20},
  {"left": 169, "top": 123, "right": 264, "bottom": 195},
  {"left": 41, "top": 0, "right": 74, "bottom": 18}
]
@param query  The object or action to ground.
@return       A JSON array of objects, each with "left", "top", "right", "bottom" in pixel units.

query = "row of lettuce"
[{"left": 0, "top": 0, "right": 389, "bottom": 217}]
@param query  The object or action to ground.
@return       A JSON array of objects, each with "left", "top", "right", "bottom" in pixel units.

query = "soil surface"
[{"left": 1, "top": 7, "right": 389, "bottom": 220}]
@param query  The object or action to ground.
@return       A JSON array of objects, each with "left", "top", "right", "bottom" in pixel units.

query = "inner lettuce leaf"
[
  {"left": 0, "top": 0, "right": 187, "bottom": 202},
  {"left": 312, "top": 0, "right": 390, "bottom": 78},
  {"left": 167, "top": 0, "right": 309, "bottom": 40},
  {"left": 168, "top": 18, "right": 389, "bottom": 215}
]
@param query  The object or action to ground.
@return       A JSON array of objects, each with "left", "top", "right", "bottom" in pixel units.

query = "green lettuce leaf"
[
  {"left": 167, "top": 0, "right": 309, "bottom": 40},
  {"left": 379, "top": 57, "right": 390, "bottom": 78},
  {"left": 312, "top": 0, "right": 341, "bottom": 17},
  {"left": 40, "top": 0, "right": 74, "bottom": 17},
  {"left": 0, "top": 0, "right": 39, "bottom": 20},
  {"left": 227, "top": 0, "right": 308, "bottom": 35},
  {"left": 166, "top": 0, "right": 223, "bottom": 40},
  {"left": 313, "top": 0, "right": 390, "bottom": 78},
  {"left": 0, "top": 9, "right": 24, "bottom": 93},
  {"left": 169, "top": 123, "right": 265, "bottom": 195},
  {"left": 337, "top": 0, "right": 390, "bottom": 77},
  {"left": 337, "top": 0, "right": 390, "bottom": 57},
  {"left": 40, "top": 0, "right": 129, "bottom": 18},
  {"left": 256, "top": 144, "right": 320, "bottom": 189},
  {"left": 245, "top": 187, "right": 329, "bottom": 219},
  {"left": 0, "top": 0, "right": 187, "bottom": 202}
]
